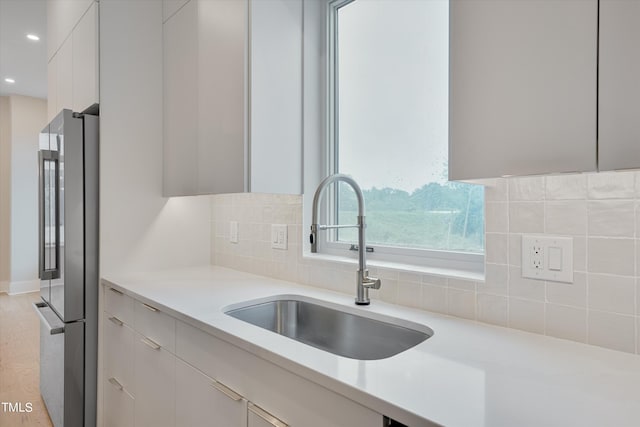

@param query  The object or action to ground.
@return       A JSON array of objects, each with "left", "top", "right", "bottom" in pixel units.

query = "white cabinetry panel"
[{"left": 449, "top": 0, "right": 597, "bottom": 180}]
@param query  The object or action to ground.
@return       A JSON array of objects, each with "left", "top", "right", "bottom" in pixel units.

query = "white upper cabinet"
[
  {"left": 449, "top": 0, "right": 598, "bottom": 180},
  {"left": 47, "top": 0, "right": 94, "bottom": 60},
  {"left": 163, "top": 0, "right": 303, "bottom": 196},
  {"left": 598, "top": 0, "right": 640, "bottom": 171},
  {"left": 72, "top": 2, "right": 99, "bottom": 112}
]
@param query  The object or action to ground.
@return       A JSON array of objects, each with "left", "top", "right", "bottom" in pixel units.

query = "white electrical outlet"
[
  {"left": 522, "top": 235, "right": 573, "bottom": 283},
  {"left": 271, "top": 224, "right": 287, "bottom": 250},
  {"left": 230, "top": 221, "right": 239, "bottom": 244}
]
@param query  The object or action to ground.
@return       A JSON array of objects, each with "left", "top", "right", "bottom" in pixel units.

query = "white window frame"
[{"left": 318, "top": 0, "right": 485, "bottom": 274}]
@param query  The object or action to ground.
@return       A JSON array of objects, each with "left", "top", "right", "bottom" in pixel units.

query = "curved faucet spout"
[{"left": 310, "top": 173, "right": 381, "bottom": 305}]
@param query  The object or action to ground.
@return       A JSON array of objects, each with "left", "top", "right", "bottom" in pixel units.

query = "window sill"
[{"left": 302, "top": 252, "right": 485, "bottom": 283}]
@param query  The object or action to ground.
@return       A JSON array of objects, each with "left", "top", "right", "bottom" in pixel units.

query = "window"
[{"left": 325, "top": 0, "right": 484, "bottom": 270}]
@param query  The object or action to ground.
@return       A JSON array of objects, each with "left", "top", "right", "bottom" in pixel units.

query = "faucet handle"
[{"left": 363, "top": 275, "right": 381, "bottom": 290}]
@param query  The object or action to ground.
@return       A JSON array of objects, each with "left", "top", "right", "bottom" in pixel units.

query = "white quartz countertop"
[{"left": 102, "top": 266, "right": 640, "bottom": 427}]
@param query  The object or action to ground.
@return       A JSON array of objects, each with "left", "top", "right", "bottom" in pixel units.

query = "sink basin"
[{"left": 225, "top": 296, "right": 433, "bottom": 360}]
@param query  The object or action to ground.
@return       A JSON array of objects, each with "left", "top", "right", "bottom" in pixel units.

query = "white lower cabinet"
[
  {"left": 104, "top": 381, "right": 134, "bottom": 427},
  {"left": 102, "top": 285, "right": 384, "bottom": 427},
  {"left": 175, "top": 358, "right": 247, "bottom": 426},
  {"left": 134, "top": 333, "right": 176, "bottom": 427}
]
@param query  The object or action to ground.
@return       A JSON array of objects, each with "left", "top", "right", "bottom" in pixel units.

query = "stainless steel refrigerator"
[{"left": 33, "top": 108, "right": 98, "bottom": 427}]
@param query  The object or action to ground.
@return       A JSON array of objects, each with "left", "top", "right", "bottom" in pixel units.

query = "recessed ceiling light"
[
  {"left": 26, "top": 34, "right": 40, "bottom": 41},
  {"left": 4, "top": 78, "right": 15, "bottom": 84}
]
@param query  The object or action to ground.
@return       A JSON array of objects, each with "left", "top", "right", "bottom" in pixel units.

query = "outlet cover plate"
[
  {"left": 230, "top": 221, "right": 239, "bottom": 244},
  {"left": 271, "top": 224, "right": 288, "bottom": 250},
  {"left": 522, "top": 235, "right": 573, "bottom": 283}
]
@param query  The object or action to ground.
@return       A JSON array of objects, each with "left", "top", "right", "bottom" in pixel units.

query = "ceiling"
[{"left": 0, "top": 0, "right": 47, "bottom": 99}]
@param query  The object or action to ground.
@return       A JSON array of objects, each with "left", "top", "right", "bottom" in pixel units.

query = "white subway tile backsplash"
[
  {"left": 422, "top": 284, "right": 448, "bottom": 315},
  {"left": 483, "top": 263, "right": 508, "bottom": 296},
  {"left": 588, "top": 172, "right": 636, "bottom": 199},
  {"left": 545, "top": 201, "right": 587, "bottom": 236},
  {"left": 485, "top": 202, "right": 509, "bottom": 232},
  {"left": 509, "top": 298, "right": 545, "bottom": 334},
  {"left": 588, "top": 310, "right": 636, "bottom": 353},
  {"left": 588, "top": 238, "right": 635, "bottom": 276},
  {"left": 545, "top": 174, "right": 587, "bottom": 200},
  {"left": 508, "top": 234, "right": 521, "bottom": 267},
  {"left": 509, "top": 202, "right": 544, "bottom": 233},
  {"left": 397, "top": 281, "right": 423, "bottom": 309},
  {"left": 486, "top": 233, "right": 508, "bottom": 264},
  {"left": 447, "top": 289, "right": 476, "bottom": 320},
  {"left": 588, "top": 274, "right": 635, "bottom": 315},
  {"left": 477, "top": 293, "right": 508, "bottom": 326},
  {"left": 546, "top": 272, "right": 587, "bottom": 308},
  {"left": 588, "top": 201, "right": 635, "bottom": 237},
  {"left": 484, "top": 178, "right": 508, "bottom": 202},
  {"left": 508, "top": 266, "right": 545, "bottom": 301},
  {"left": 545, "top": 304, "right": 587, "bottom": 343},
  {"left": 211, "top": 170, "right": 640, "bottom": 355},
  {"left": 508, "top": 176, "right": 545, "bottom": 201}
]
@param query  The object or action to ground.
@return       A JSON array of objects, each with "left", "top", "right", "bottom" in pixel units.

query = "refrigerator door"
[
  {"left": 40, "top": 110, "right": 85, "bottom": 322},
  {"left": 34, "top": 301, "right": 85, "bottom": 427}
]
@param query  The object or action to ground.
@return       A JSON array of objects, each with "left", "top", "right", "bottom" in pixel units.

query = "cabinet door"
[
  {"left": 134, "top": 333, "right": 176, "bottom": 427},
  {"left": 163, "top": 0, "right": 198, "bottom": 196},
  {"left": 104, "top": 313, "right": 135, "bottom": 394},
  {"left": 56, "top": 35, "right": 73, "bottom": 113},
  {"left": 104, "top": 378, "right": 134, "bottom": 427},
  {"left": 598, "top": 0, "right": 640, "bottom": 171},
  {"left": 449, "top": 0, "right": 597, "bottom": 180},
  {"left": 249, "top": 0, "right": 302, "bottom": 195},
  {"left": 175, "top": 359, "right": 246, "bottom": 426},
  {"left": 196, "top": 0, "right": 247, "bottom": 195},
  {"left": 72, "top": 1, "right": 99, "bottom": 111},
  {"left": 47, "top": 55, "right": 58, "bottom": 122}
]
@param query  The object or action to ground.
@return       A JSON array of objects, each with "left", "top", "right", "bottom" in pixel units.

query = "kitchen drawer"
[
  {"left": 134, "top": 299, "right": 176, "bottom": 353},
  {"left": 134, "top": 331, "right": 176, "bottom": 427},
  {"left": 104, "top": 374, "right": 134, "bottom": 427},
  {"left": 104, "top": 311, "right": 136, "bottom": 395},
  {"left": 104, "top": 285, "right": 134, "bottom": 326},
  {"left": 176, "top": 358, "right": 247, "bottom": 426}
]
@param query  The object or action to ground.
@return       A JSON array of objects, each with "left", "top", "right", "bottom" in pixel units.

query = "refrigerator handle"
[
  {"left": 33, "top": 302, "right": 65, "bottom": 335},
  {"left": 38, "top": 149, "right": 60, "bottom": 280}
]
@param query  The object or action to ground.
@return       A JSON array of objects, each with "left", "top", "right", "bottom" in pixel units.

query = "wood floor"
[{"left": 0, "top": 292, "right": 53, "bottom": 427}]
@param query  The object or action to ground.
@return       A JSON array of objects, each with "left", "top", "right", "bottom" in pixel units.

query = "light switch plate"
[
  {"left": 271, "top": 224, "right": 287, "bottom": 250},
  {"left": 522, "top": 235, "right": 573, "bottom": 283},
  {"left": 230, "top": 221, "right": 239, "bottom": 244}
]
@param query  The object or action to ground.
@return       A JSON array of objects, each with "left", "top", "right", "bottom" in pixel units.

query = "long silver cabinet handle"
[
  {"left": 108, "top": 377, "right": 123, "bottom": 391},
  {"left": 141, "top": 337, "right": 161, "bottom": 350},
  {"left": 210, "top": 380, "right": 243, "bottom": 402},
  {"left": 108, "top": 316, "right": 123, "bottom": 326},
  {"left": 142, "top": 303, "right": 158, "bottom": 312},
  {"left": 109, "top": 287, "right": 123, "bottom": 295},
  {"left": 248, "top": 402, "right": 289, "bottom": 427}
]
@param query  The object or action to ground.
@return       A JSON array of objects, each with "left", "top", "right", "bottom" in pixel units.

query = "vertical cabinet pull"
[
  {"left": 248, "top": 402, "right": 289, "bottom": 427},
  {"left": 141, "top": 337, "right": 161, "bottom": 350},
  {"left": 142, "top": 303, "right": 158, "bottom": 312},
  {"left": 210, "top": 380, "right": 243, "bottom": 402},
  {"left": 108, "top": 316, "right": 123, "bottom": 326},
  {"left": 108, "top": 377, "right": 123, "bottom": 391}
]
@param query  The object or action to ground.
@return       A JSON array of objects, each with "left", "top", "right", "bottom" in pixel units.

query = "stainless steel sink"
[{"left": 225, "top": 296, "right": 433, "bottom": 360}]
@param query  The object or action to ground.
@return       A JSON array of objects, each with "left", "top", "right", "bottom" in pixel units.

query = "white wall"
[
  {"left": 0, "top": 96, "right": 11, "bottom": 291},
  {"left": 99, "top": 0, "right": 210, "bottom": 277},
  {"left": 0, "top": 95, "right": 47, "bottom": 294}
]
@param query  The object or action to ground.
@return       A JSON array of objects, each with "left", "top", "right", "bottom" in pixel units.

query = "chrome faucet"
[{"left": 310, "top": 174, "right": 381, "bottom": 305}]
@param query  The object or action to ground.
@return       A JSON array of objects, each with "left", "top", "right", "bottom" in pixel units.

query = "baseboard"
[
  {"left": 0, "top": 281, "right": 8, "bottom": 294},
  {"left": 8, "top": 279, "right": 40, "bottom": 295}
]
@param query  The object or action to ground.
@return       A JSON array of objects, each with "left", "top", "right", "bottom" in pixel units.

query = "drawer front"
[
  {"left": 134, "top": 300, "right": 176, "bottom": 353},
  {"left": 176, "top": 358, "right": 247, "bottom": 427},
  {"left": 104, "top": 311, "right": 136, "bottom": 395},
  {"left": 104, "top": 376, "right": 134, "bottom": 427},
  {"left": 134, "top": 332, "right": 176, "bottom": 427},
  {"left": 104, "top": 285, "right": 134, "bottom": 325}
]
